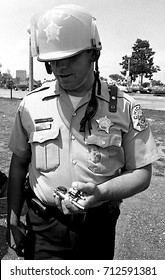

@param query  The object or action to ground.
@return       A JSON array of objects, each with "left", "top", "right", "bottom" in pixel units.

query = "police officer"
[{"left": 7, "top": 4, "right": 159, "bottom": 260}]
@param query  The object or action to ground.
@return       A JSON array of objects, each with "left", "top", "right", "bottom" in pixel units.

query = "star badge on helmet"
[
  {"left": 96, "top": 116, "right": 113, "bottom": 134},
  {"left": 44, "top": 22, "right": 63, "bottom": 42}
]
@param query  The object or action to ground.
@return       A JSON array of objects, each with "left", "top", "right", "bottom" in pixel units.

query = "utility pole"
[
  {"left": 27, "top": 26, "right": 33, "bottom": 91},
  {"left": 126, "top": 53, "right": 132, "bottom": 91},
  {"left": 29, "top": 37, "right": 33, "bottom": 91},
  {"left": 9, "top": 78, "right": 13, "bottom": 99}
]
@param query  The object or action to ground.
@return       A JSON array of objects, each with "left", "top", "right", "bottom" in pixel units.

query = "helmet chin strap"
[
  {"left": 46, "top": 57, "right": 101, "bottom": 136},
  {"left": 79, "top": 59, "right": 101, "bottom": 135},
  {"left": 94, "top": 59, "right": 101, "bottom": 96}
]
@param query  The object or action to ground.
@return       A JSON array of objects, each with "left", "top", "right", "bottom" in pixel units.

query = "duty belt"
[{"left": 26, "top": 188, "right": 121, "bottom": 232}]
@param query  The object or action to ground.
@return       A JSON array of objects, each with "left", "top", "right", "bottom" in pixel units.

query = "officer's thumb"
[{"left": 72, "top": 181, "right": 95, "bottom": 194}]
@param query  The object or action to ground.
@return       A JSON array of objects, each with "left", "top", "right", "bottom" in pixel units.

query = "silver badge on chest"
[{"left": 96, "top": 116, "right": 113, "bottom": 134}]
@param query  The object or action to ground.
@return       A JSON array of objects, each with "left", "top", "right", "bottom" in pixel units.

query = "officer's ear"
[
  {"left": 45, "top": 62, "right": 52, "bottom": 74},
  {"left": 89, "top": 50, "right": 100, "bottom": 62}
]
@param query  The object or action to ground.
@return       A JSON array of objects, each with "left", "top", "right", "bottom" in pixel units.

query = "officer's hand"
[
  {"left": 53, "top": 191, "right": 75, "bottom": 214},
  {"left": 54, "top": 193, "right": 63, "bottom": 212},
  {"left": 61, "top": 182, "right": 102, "bottom": 215},
  {"left": 73, "top": 181, "right": 96, "bottom": 195},
  {"left": 6, "top": 221, "right": 27, "bottom": 257}
]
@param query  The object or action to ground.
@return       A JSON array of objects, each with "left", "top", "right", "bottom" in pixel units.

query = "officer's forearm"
[
  {"left": 97, "top": 164, "right": 152, "bottom": 202},
  {"left": 7, "top": 154, "right": 29, "bottom": 225}
]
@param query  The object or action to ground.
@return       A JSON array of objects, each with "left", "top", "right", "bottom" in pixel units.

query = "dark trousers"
[{"left": 24, "top": 202, "right": 120, "bottom": 260}]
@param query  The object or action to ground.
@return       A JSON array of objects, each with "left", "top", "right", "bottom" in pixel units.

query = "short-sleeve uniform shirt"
[{"left": 9, "top": 81, "right": 160, "bottom": 205}]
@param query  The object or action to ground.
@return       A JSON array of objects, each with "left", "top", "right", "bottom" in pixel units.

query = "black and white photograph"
[{"left": 0, "top": 0, "right": 165, "bottom": 279}]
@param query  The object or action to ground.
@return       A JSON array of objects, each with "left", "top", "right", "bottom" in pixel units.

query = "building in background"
[{"left": 16, "top": 70, "right": 27, "bottom": 83}]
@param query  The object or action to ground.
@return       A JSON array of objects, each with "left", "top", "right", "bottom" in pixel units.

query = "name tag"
[
  {"left": 34, "top": 117, "right": 53, "bottom": 131},
  {"left": 36, "top": 123, "right": 52, "bottom": 131}
]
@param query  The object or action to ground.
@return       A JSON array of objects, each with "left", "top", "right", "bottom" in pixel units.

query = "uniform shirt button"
[
  {"left": 72, "top": 112, "right": 76, "bottom": 117},
  {"left": 72, "top": 159, "right": 77, "bottom": 165},
  {"left": 71, "top": 135, "right": 75, "bottom": 140},
  {"left": 101, "top": 140, "right": 106, "bottom": 146}
]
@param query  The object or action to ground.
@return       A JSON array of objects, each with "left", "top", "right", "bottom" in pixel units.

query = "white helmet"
[{"left": 30, "top": 4, "right": 102, "bottom": 61}]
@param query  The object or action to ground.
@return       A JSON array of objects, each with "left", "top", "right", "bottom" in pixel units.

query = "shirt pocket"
[
  {"left": 28, "top": 128, "right": 60, "bottom": 172},
  {"left": 86, "top": 132, "right": 124, "bottom": 174}
]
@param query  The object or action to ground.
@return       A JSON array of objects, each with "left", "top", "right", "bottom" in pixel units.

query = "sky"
[{"left": 0, "top": 0, "right": 165, "bottom": 83}]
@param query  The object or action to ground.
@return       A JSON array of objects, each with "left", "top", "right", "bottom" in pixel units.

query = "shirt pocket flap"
[
  {"left": 28, "top": 128, "right": 60, "bottom": 144},
  {"left": 86, "top": 133, "right": 121, "bottom": 148}
]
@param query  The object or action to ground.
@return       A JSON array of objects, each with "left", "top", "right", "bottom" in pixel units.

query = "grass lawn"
[
  {"left": 0, "top": 97, "right": 164, "bottom": 260},
  {"left": 0, "top": 98, "right": 20, "bottom": 174}
]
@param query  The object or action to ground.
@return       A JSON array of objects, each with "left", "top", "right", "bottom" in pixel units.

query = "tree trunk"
[{"left": 140, "top": 74, "right": 143, "bottom": 85}]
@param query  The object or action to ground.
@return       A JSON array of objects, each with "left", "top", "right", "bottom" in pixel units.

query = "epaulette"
[
  {"left": 26, "top": 85, "right": 50, "bottom": 96},
  {"left": 108, "top": 85, "right": 118, "bottom": 112}
]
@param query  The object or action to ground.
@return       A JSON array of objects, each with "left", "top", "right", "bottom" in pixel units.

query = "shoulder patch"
[{"left": 132, "top": 104, "right": 148, "bottom": 131}]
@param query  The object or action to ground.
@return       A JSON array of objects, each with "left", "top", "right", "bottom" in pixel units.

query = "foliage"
[
  {"left": 0, "top": 73, "right": 13, "bottom": 88},
  {"left": 109, "top": 74, "right": 124, "bottom": 82},
  {"left": 120, "top": 39, "right": 160, "bottom": 85},
  {"left": 142, "top": 82, "right": 150, "bottom": 88},
  {"left": 151, "top": 80, "right": 163, "bottom": 86}
]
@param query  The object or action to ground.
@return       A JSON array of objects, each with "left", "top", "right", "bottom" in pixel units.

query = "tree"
[
  {"left": 109, "top": 74, "right": 124, "bottom": 82},
  {"left": 151, "top": 80, "right": 163, "bottom": 86},
  {"left": 120, "top": 39, "right": 160, "bottom": 85},
  {"left": 1, "top": 72, "right": 13, "bottom": 88}
]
